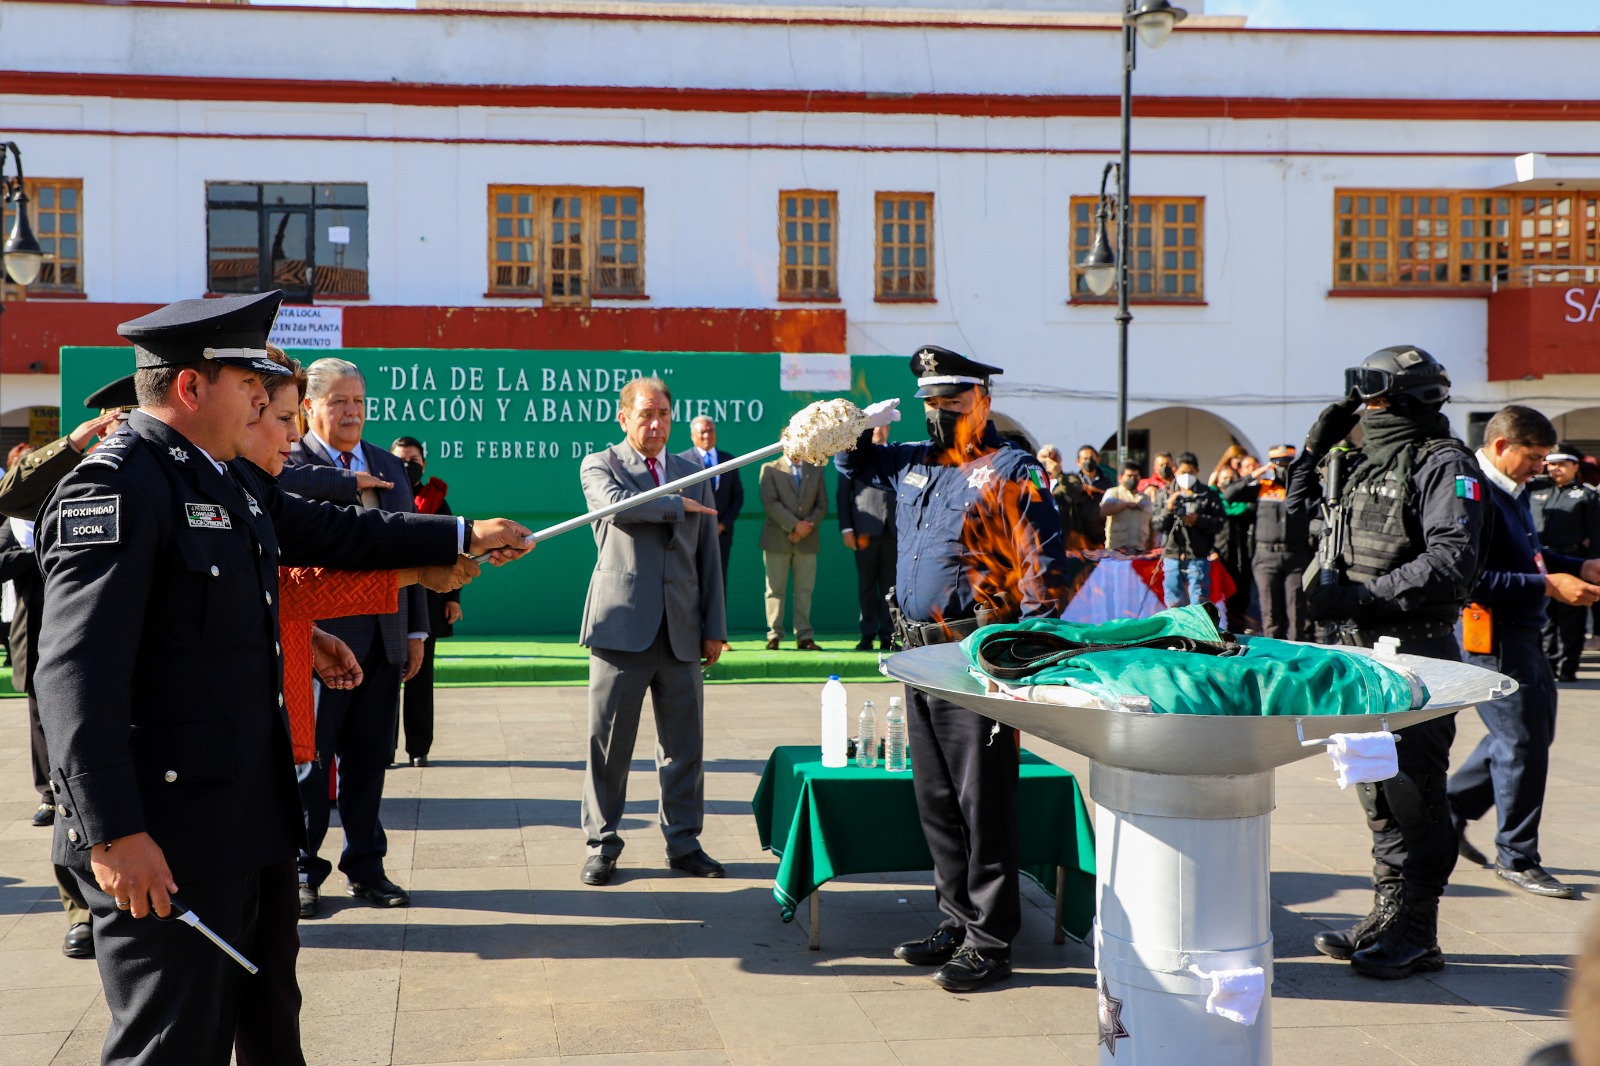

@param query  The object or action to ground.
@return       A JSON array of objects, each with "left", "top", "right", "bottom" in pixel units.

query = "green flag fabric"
[{"left": 961, "top": 605, "right": 1424, "bottom": 718}]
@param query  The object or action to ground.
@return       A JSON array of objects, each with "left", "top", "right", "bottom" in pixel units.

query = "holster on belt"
[{"left": 892, "top": 592, "right": 1011, "bottom": 649}]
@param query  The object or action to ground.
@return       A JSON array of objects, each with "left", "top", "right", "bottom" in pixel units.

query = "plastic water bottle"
[
  {"left": 856, "top": 700, "right": 878, "bottom": 769},
  {"left": 821, "top": 676, "right": 849, "bottom": 768},
  {"left": 885, "top": 696, "right": 908, "bottom": 772}
]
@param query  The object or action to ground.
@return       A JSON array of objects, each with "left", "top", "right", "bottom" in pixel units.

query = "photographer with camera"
[{"left": 1152, "top": 452, "right": 1224, "bottom": 609}]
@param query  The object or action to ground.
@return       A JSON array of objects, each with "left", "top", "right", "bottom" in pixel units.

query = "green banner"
[{"left": 61, "top": 348, "right": 910, "bottom": 637}]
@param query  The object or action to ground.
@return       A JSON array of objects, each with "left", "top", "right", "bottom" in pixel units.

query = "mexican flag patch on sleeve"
[
  {"left": 1028, "top": 469, "right": 1048, "bottom": 494},
  {"left": 1455, "top": 475, "right": 1481, "bottom": 501}
]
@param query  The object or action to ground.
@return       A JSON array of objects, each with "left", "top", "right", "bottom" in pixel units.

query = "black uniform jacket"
[{"left": 33, "top": 411, "right": 461, "bottom": 883}]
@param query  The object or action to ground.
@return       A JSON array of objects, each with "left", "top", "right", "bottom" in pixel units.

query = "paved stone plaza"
[{"left": 2, "top": 677, "right": 1595, "bottom": 1065}]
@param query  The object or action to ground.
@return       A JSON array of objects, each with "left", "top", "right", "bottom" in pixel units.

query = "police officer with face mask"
[
  {"left": 835, "top": 345, "right": 1076, "bottom": 992},
  {"left": 1286, "top": 345, "right": 1484, "bottom": 981}
]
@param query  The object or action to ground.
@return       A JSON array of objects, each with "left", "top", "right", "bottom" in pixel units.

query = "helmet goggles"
[{"left": 1344, "top": 366, "right": 1396, "bottom": 401}]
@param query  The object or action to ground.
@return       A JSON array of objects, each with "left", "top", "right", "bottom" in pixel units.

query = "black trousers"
[
  {"left": 73, "top": 865, "right": 264, "bottom": 1066},
  {"left": 234, "top": 859, "right": 306, "bottom": 1066},
  {"left": 1543, "top": 601, "right": 1587, "bottom": 680},
  {"left": 718, "top": 530, "right": 734, "bottom": 611},
  {"left": 1355, "top": 633, "right": 1460, "bottom": 902},
  {"left": 853, "top": 532, "right": 896, "bottom": 641},
  {"left": 299, "top": 646, "right": 401, "bottom": 887},
  {"left": 27, "top": 692, "right": 51, "bottom": 801},
  {"left": 904, "top": 685, "right": 1019, "bottom": 956},
  {"left": 399, "top": 636, "right": 437, "bottom": 760},
  {"left": 1449, "top": 625, "right": 1558, "bottom": 870},
  {"left": 1252, "top": 550, "right": 1310, "bottom": 641}
]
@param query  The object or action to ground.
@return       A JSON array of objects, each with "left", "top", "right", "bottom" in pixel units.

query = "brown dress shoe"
[
  {"left": 765, "top": 637, "right": 781, "bottom": 650},
  {"left": 797, "top": 639, "right": 823, "bottom": 651}
]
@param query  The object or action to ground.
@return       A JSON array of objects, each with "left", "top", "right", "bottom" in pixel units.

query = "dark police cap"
[
  {"left": 909, "top": 344, "right": 1004, "bottom": 398},
  {"left": 117, "top": 290, "right": 290, "bottom": 376},
  {"left": 83, "top": 373, "right": 137, "bottom": 410}
]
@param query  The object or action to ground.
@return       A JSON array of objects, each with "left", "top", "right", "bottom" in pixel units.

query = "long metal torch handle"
[{"left": 471, "top": 441, "right": 786, "bottom": 560}]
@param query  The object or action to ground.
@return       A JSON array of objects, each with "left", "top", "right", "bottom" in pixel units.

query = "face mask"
[
  {"left": 1176, "top": 472, "right": 1198, "bottom": 490},
  {"left": 1156, "top": 465, "right": 1172, "bottom": 480},
  {"left": 1120, "top": 477, "right": 1138, "bottom": 490},
  {"left": 926, "top": 408, "right": 962, "bottom": 450},
  {"left": 403, "top": 459, "right": 425, "bottom": 489}
]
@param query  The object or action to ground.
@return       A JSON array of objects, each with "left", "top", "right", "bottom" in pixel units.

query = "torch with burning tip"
[{"left": 471, "top": 397, "right": 902, "bottom": 560}]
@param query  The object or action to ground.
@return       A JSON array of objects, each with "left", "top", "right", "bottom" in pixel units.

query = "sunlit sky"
[{"left": 1205, "top": 0, "right": 1600, "bottom": 31}]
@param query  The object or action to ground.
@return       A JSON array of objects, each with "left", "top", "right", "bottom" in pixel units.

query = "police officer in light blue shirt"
[{"left": 835, "top": 345, "right": 1075, "bottom": 992}]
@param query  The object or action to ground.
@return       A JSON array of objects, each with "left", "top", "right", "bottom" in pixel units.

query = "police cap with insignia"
[
  {"left": 910, "top": 344, "right": 1004, "bottom": 398},
  {"left": 83, "top": 373, "right": 137, "bottom": 411},
  {"left": 117, "top": 290, "right": 290, "bottom": 377}
]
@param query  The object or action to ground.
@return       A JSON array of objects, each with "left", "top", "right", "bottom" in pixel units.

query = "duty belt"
[
  {"left": 1337, "top": 617, "right": 1455, "bottom": 648},
  {"left": 898, "top": 616, "right": 981, "bottom": 649}
]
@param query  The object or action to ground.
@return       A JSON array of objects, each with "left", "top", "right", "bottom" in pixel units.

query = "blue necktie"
[{"left": 703, "top": 449, "right": 718, "bottom": 490}]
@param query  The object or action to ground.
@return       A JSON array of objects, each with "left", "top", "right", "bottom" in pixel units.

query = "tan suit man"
[{"left": 759, "top": 456, "right": 827, "bottom": 650}]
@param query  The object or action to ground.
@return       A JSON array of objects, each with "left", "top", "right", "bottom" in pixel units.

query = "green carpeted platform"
[{"left": 0, "top": 635, "right": 893, "bottom": 696}]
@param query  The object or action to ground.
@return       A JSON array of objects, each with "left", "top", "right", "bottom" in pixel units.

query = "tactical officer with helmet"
[
  {"left": 835, "top": 345, "right": 1076, "bottom": 992},
  {"left": 1286, "top": 345, "right": 1483, "bottom": 981}
]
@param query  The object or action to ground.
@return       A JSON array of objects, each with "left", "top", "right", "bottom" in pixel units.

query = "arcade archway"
[{"left": 1099, "top": 407, "right": 1259, "bottom": 475}]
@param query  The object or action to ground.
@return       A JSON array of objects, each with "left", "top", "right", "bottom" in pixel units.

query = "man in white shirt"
[{"left": 1100, "top": 461, "right": 1153, "bottom": 553}]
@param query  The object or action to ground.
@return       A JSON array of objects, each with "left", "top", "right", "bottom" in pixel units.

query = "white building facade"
[{"left": 3, "top": 0, "right": 1599, "bottom": 466}]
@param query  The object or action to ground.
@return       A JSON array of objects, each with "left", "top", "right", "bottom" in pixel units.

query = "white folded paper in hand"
[
  {"left": 862, "top": 397, "right": 901, "bottom": 428},
  {"left": 1325, "top": 730, "right": 1399, "bottom": 789},
  {"left": 1188, "top": 964, "right": 1266, "bottom": 1026}
]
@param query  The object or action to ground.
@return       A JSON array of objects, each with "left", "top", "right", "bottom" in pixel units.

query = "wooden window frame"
[
  {"left": 203, "top": 182, "right": 369, "bottom": 301},
  {"left": 1069, "top": 195, "right": 1205, "bottom": 304},
  {"left": 778, "top": 190, "right": 840, "bottom": 301},
  {"left": 2, "top": 177, "right": 84, "bottom": 298},
  {"left": 874, "top": 192, "right": 935, "bottom": 302},
  {"left": 486, "top": 185, "right": 646, "bottom": 305}
]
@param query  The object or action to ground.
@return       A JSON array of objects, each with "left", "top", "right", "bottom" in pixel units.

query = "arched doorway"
[
  {"left": 1550, "top": 407, "right": 1600, "bottom": 459},
  {"left": 1100, "top": 407, "right": 1259, "bottom": 476},
  {"left": 990, "top": 409, "right": 1035, "bottom": 454}
]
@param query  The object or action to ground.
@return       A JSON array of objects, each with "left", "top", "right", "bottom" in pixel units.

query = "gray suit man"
[
  {"left": 759, "top": 455, "right": 828, "bottom": 650},
  {"left": 578, "top": 377, "right": 728, "bottom": 887}
]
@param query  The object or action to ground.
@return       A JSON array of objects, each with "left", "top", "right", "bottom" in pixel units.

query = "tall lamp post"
[
  {"left": 1077, "top": 0, "right": 1187, "bottom": 469},
  {"left": 2, "top": 141, "right": 46, "bottom": 287}
]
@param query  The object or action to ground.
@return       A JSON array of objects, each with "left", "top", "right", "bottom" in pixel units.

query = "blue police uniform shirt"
[{"left": 836, "top": 423, "right": 1074, "bottom": 624}]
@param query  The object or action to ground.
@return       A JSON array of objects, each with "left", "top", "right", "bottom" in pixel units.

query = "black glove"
[
  {"left": 1304, "top": 390, "right": 1363, "bottom": 457},
  {"left": 1307, "top": 580, "right": 1373, "bottom": 622}
]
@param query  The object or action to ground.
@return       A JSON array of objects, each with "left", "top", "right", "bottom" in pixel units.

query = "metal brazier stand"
[{"left": 883, "top": 643, "right": 1514, "bottom": 1065}]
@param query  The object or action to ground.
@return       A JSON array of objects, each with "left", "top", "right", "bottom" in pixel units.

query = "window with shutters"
[
  {"left": 778, "top": 191, "right": 839, "bottom": 300},
  {"left": 874, "top": 192, "right": 934, "bottom": 301},
  {"left": 2, "top": 178, "right": 84, "bottom": 297},
  {"left": 487, "top": 186, "right": 645, "bottom": 305},
  {"left": 1068, "top": 195, "right": 1204, "bottom": 302},
  {"left": 204, "top": 182, "right": 368, "bottom": 300}
]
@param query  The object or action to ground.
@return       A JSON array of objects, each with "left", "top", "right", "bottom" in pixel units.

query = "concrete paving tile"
[
  {"left": 887, "top": 1034, "right": 1069, "bottom": 1064},
  {"left": 557, "top": 1054, "right": 728, "bottom": 1066},
  {"left": 0, "top": 1031, "right": 66, "bottom": 1066},
  {"left": 1361, "top": 1020, "right": 1559, "bottom": 1062},
  {"left": 853, "top": 987, "right": 1039, "bottom": 1041},
  {"left": 1273, "top": 961, "right": 1485, "bottom": 1028},
  {"left": 0, "top": 948, "right": 101, "bottom": 992},
  {"left": 1474, "top": 930, "right": 1584, "bottom": 968},
  {"left": 1424, "top": 965, "right": 1570, "bottom": 1020},
  {"left": 414, "top": 838, "right": 530, "bottom": 871},
  {"left": 725, "top": 1044, "right": 896, "bottom": 1066},
  {"left": 551, "top": 999, "right": 721, "bottom": 1057},
  {"left": 298, "top": 1010, "right": 397, "bottom": 1066},
  {"left": 46, "top": 1028, "right": 103, "bottom": 1066},
  {"left": 299, "top": 967, "right": 401, "bottom": 1017},
  {"left": 546, "top": 956, "right": 698, "bottom": 1003},
  {"left": 398, "top": 957, "right": 550, "bottom": 1012},
  {"left": 704, "top": 993, "right": 880, "bottom": 1047},
  {"left": 393, "top": 1005, "right": 559, "bottom": 1063},
  {"left": 1264, "top": 1026, "right": 1418, "bottom": 1064},
  {"left": 999, "top": 976, "right": 1099, "bottom": 1035},
  {"left": 0, "top": 985, "right": 100, "bottom": 1037},
  {"left": 684, "top": 950, "right": 848, "bottom": 999}
]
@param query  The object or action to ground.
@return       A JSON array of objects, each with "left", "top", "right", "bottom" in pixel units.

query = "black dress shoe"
[
  {"left": 347, "top": 875, "right": 410, "bottom": 907},
  {"left": 932, "top": 947, "right": 1012, "bottom": 992},
  {"left": 766, "top": 637, "right": 781, "bottom": 650},
  {"left": 31, "top": 802, "right": 55, "bottom": 827},
  {"left": 796, "top": 639, "right": 823, "bottom": 651},
  {"left": 410, "top": 755, "right": 428, "bottom": 768},
  {"left": 1496, "top": 864, "right": 1578, "bottom": 899},
  {"left": 894, "top": 928, "right": 961, "bottom": 966},
  {"left": 298, "top": 882, "right": 320, "bottom": 919},
  {"left": 581, "top": 854, "right": 617, "bottom": 886},
  {"left": 854, "top": 638, "right": 875, "bottom": 651},
  {"left": 879, "top": 638, "right": 894, "bottom": 652},
  {"left": 1457, "top": 830, "right": 1490, "bottom": 868},
  {"left": 62, "top": 923, "right": 93, "bottom": 959},
  {"left": 668, "top": 849, "right": 725, "bottom": 878}
]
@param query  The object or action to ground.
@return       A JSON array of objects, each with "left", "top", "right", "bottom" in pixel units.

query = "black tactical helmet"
[{"left": 1344, "top": 345, "right": 1451, "bottom": 408}]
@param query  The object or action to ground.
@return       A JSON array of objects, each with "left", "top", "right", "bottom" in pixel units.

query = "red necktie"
[
  {"left": 338, "top": 451, "right": 354, "bottom": 469},
  {"left": 645, "top": 456, "right": 660, "bottom": 486}
]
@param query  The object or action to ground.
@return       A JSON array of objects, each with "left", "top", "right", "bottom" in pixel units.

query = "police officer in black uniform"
[
  {"left": 1287, "top": 345, "right": 1484, "bottom": 981},
  {"left": 835, "top": 345, "right": 1075, "bottom": 992},
  {"left": 1529, "top": 445, "right": 1600, "bottom": 682},
  {"left": 33, "top": 291, "right": 532, "bottom": 1066}
]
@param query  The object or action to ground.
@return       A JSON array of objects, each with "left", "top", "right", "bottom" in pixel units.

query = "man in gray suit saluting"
[{"left": 578, "top": 376, "right": 728, "bottom": 886}]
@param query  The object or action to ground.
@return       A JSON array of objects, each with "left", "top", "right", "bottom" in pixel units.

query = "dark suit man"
[
  {"left": 577, "top": 377, "right": 727, "bottom": 887},
  {"left": 758, "top": 455, "right": 827, "bottom": 650},
  {"left": 32, "top": 291, "right": 530, "bottom": 1066},
  {"left": 836, "top": 424, "right": 896, "bottom": 651},
  {"left": 285, "top": 357, "right": 432, "bottom": 917},
  {"left": 392, "top": 435, "right": 461, "bottom": 766},
  {"left": 680, "top": 415, "right": 743, "bottom": 640}
]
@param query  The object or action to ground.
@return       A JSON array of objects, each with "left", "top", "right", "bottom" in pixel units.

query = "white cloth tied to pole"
[
  {"left": 1324, "top": 730, "right": 1399, "bottom": 788},
  {"left": 1187, "top": 964, "right": 1267, "bottom": 1026}
]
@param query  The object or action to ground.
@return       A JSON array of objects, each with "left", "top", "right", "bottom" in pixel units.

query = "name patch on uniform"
[
  {"left": 185, "top": 503, "right": 233, "bottom": 530},
  {"left": 57, "top": 495, "right": 121, "bottom": 547},
  {"left": 904, "top": 472, "right": 930, "bottom": 489},
  {"left": 1455, "top": 475, "right": 1481, "bottom": 501}
]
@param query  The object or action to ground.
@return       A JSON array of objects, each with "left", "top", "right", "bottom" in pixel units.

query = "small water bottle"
[
  {"left": 821, "top": 676, "right": 849, "bottom": 768},
  {"left": 856, "top": 700, "right": 878, "bottom": 768},
  {"left": 885, "top": 696, "right": 908, "bottom": 772}
]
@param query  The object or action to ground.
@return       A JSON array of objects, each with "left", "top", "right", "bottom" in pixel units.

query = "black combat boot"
[
  {"left": 1350, "top": 890, "right": 1444, "bottom": 980},
  {"left": 1313, "top": 866, "right": 1401, "bottom": 961}
]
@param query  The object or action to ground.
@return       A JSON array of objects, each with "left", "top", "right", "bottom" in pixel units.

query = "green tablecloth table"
[{"left": 751, "top": 745, "right": 1096, "bottom": 949}]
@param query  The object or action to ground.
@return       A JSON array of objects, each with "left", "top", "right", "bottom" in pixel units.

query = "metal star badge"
[
  {"left": 1097, "top": 977, "right": 1130, "bottom": 1056},
  {"left": 966, "top": 465, "right": 996, "bottom": 490},
  {"left": 918, "top": 349, "right": 940, "bottom": 373},
  {"left": 168, "top": 446, "right": 188, "bottom": 463}
]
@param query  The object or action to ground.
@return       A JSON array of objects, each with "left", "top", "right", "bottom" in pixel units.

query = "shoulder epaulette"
[{"left": 77, "top": 433, "right": 140, "bottom": 471}]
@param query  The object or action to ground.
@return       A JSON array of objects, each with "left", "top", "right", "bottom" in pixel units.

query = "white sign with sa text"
[{"left": 269, "top": 305, "right": 344, "bottom": 350}]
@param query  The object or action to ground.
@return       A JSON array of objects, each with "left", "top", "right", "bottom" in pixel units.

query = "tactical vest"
[{"left": 1337, "top": 437, "right": 1472, "bottom": 620}]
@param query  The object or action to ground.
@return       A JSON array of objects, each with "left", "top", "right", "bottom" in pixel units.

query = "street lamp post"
[
  {"left": 1078, "top": 0, "right": 1186, "bottom": 470},
  {"left": 2, "top": 140, "right": 46, "bottom": 287}
]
